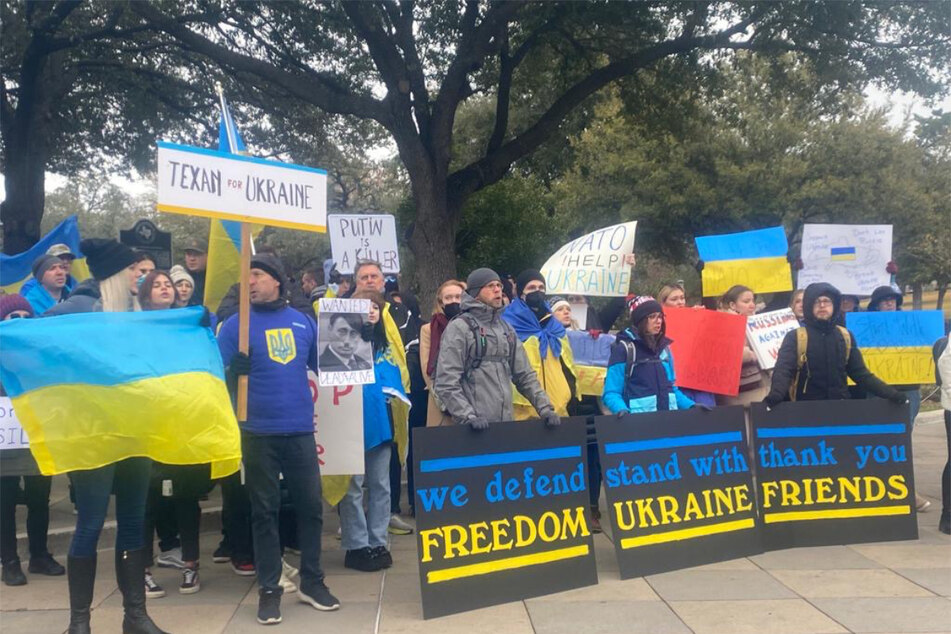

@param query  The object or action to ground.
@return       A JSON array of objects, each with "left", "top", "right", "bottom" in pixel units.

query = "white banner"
[
  {"left": 309, "top": 372, "right": 364, "bottom": 476},
  {"left": 797, "top": 224, "right": 892, "bottom": 296},
  {"left": 328, "top": 214, "right": 400, "bottom": 274},
  {"left": 157, "top": 141, "right": 327, "bottom": 232},
  {"left": 0, "top": 397, "right": 29, "bottom": 451},
  {"left": 746, "top": 309, "right": 800, "bottom": 370},
  {"left": 541, "top": 221, "right": 637, "bottom": 297},
  {"left": 317, "top": 298, "right": 375, "bottom": 386}
]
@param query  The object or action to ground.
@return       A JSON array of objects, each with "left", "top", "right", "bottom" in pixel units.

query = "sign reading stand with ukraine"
[
  {"left": 846, "top": 310, "right": 944, "bottom": 384},
  {"left": 696, "top": 226, "right": 792, "bottom": 297}
]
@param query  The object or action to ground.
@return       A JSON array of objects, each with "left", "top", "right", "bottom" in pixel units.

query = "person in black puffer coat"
[{"left": 764, "top": 282, "right": 905, "bottom": 406}]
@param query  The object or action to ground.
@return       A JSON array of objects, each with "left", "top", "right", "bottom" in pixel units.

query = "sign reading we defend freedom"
[
  {"left": 542, "top": 221, "right": 636, "bottom": 297},
  {"left": 412, "top": 419, "right": 597, "bottom": 619},
  {"left": 157, "top": 141, "right": 328, "bottom": 232}
]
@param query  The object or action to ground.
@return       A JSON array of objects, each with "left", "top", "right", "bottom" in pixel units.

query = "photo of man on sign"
[{"left": 317, "top": 298, "right": 375, "bottom": 386}]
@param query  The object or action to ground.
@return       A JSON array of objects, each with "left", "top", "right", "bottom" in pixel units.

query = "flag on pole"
[{"left": 0, "top": 216, "right": 91, "bottom": 294}]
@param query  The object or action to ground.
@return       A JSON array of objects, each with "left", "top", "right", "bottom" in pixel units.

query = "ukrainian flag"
[
  {"left": 0, "top": 216, "right": 91, "bottom": 294},
  {"left": 203, "top": 92, "right": 262, "bottom": 311},
  {"left": 0, "top": 306, "right": 241, "bottom": 478},
  {"left": 830, "top": 246, "right": 857, "bottom": 261},
  {"left": 846, "top": 310, "right": 944, "bottom": 385},
  {"left": 695, "top": 226, "right": 792, "bottom": 297}
]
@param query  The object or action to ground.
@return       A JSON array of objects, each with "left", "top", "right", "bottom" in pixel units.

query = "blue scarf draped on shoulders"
[{"left": 502, "top": 298, "right": 565, "bottom": 359}]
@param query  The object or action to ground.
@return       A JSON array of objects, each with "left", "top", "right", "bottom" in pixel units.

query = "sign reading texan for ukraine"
[
  {"left": 157, "top": 141, "right": 328, "bottom": 233},
  {"left": 541, "top": 221, "right": 637, "bottom": 297}
]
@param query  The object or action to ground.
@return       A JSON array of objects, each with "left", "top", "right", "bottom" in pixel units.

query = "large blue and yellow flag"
[
  {"left": 0, "top": 216, "right": 91, "bottom": 294},
  {"left": 846, "top": 310, "right": 944, "bottom": 385},
  {"left": 695, "top": 226, "right": 792, "bottom": 297},
  {"left": 203, "top": 92, "right": 262, "bottom": 311},
  {"left": 0, "top": 306, "right": 241, "bottom": 477}
]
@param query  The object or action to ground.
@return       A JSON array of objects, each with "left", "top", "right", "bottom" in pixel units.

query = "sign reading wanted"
[{"left": 316, "top": 298, "right": 374, "bottom": 387}]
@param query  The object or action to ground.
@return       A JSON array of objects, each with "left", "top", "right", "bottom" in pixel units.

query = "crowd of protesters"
[{"left": 1, "top": 236, "right": 949, "bottom": 632}]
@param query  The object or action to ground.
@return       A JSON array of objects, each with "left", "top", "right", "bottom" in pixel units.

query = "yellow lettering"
[
  {"left": 814, "top": 478, "right": 835, "bottom": 503},
  {"left": 887, "top": 474, "right": 908, "bottom": 500},
  {"left": 561, "top": 506, "right": 589, "bottom": 539},
  {"left": 761, "top": 481, "right": 779, "bottom": 508},
  {"left": 657, "top": 496, "right": 682, "bottom": 524},
  {"left": 538, "top": 512, "right": 560, "bottom": 543},
  {"left": 635, "top": 497, "right": 659, "bottom": 527},
  {"left": 734, "top": 484, "right": 753, "bottom": 512},
  {"left": 864, "top": 476, "right": 886, "bottom": 502},
  {"left": 780, "top": 480, "right": 802, "bottom": 506},
  {"left": 420, "top": 529, "right": 442, "bottom": 563},
  {"left": 514, "top": 515, "right": 537, "bottom": 547},
  {"left": 443, "top": 524, "right": 469, "bottom": 559},
  {"left": 469, "top": 521, "right": 491, "bottom": 555},
  {"left": 490, "top": 518, "right": 513, "bottom": 551},
  {"left": 682, "top": 492, "right": 704, "bottom": 520},
  {"left": 712, "top": 488, "right": 734, "bottom": 516},
  {"left": 614, "top": 500, "right": 636, "bottom": 531}
]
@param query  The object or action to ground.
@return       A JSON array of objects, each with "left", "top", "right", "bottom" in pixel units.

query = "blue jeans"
[
  {"left": 341, "top": 443, "right": 391, "bottom": 551},
  {"left": 905, "top": 388, "right": 922, "bottom": 428},
  {"left": 69, "top": 458, "right": 151, "bottom": 558}
]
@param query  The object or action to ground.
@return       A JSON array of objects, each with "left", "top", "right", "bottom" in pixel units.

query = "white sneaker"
[
  {"left": 280, "top": 570, "right": 297, "bottom": 593},
  {"left": 388, "top": 514, "right": 414, "bottom": 535},
  {"left": 156, "top": 547, "right": 186, "bottom": 569},
  {"left": 282, "top": 558, "right": 298, "bottom": 579},
  {"left": 335, "top": 526, "right": 342, "bottom": 541}
]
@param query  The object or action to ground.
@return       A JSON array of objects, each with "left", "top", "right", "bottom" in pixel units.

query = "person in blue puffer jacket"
[{"left": 603, "top": 295, "right": 697, "bottom": 415}]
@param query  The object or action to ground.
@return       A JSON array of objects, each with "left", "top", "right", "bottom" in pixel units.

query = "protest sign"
[
  {"left": 846, "top": 311, "right": 944, "bottom": 384},
  {"left": 570, "top": 303, "right": 588, "bottom": 330},
  {"left": 157, "top": 141, "right": 328, "bottom": 232},
  {"left": 596, "top": 407, "right": 762, "bottom": 578},
  {"left": 316, "top": 298, "right": 375, "bottom": 387},
  {"left": 308, "top": 372, "right": 365, "bottom": 476},
  {"left": 797, "top": 224, "right": 892, "bottom": 295},
  {"left": 541, "top": 222, "right": 636, "bottom": 297},
  {"left": 328, "top": 214, "right": 400, "bottom": 274},
  {"left": 665, "top": 307, "right": 746, "bottom": 395},
  {"left": 696, "top": 226, "right": 792, "bottom": 297},
  {"left": 412, "top": 419, "right": 597, "bottom": 618},
  {"left": 746, "top": 309, "right": 800, "bottom": 370},
  {"left": 566, "top": 331, "right": 615, "bottom": 367},
  {"left": 0, "top": 397, "right": 38, "bottom": 477},
  {"left": 751, "top": 399, "right": 918, "bottom": 550}
]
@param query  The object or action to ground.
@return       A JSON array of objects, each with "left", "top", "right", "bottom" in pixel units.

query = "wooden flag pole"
[{"left": 237, "top": 222, "right": 251, "bottom": 421}]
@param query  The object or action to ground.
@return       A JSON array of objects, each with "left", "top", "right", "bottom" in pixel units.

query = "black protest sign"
[
  {"left": 596, "top": 406, "right": 762, "bottom": 579},
  {"left": 120, "top": 219, "right": 172, "bottom": 269},
  {"left": 412, "top": 418, "right": 597, "bottom": 619},
  {"left": 751, "top": 399, "right": 917, "bottom": 550}
]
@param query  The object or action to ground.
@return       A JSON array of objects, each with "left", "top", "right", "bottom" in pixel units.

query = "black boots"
[
  {"left": 115, "top": 548, "right": 168, "bottom": 634},
  {"left": 67, "top": 555, "right": 97, "bottom": 634}
]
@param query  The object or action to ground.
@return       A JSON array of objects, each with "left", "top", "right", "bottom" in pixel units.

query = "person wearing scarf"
[{"left": 420, "top": 280, "right": 466, "bottom": 427}]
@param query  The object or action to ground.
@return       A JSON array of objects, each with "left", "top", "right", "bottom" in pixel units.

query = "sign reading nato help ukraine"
[{"left": 411, "top": 419, "right": 596, "bottom": 619}]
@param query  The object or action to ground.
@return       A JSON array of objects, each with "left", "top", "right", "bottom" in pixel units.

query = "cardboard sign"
[
  {"left": 696, "top": 226, "right": 792, "bottom": 297},
  {"left": 316, "top": 298, "right": 375, "bottom": 386},
  {"left": 412, "top": 419, "right": 597, "bottom": 619},
  {"left": 596, "top": 407, "right": 762, "bottom": 578},
  {"left": 157, "top": 141, "right": 328, "bottom": 232},
  {"left": 328, "top": 214, "right": 400, "bottom": 274},
  {"left": 751, "top": 399, "right": 918, "bottom": 550},
  {"left": 797, "top": 224, "right": 892, "bottom": 295},
  {"left": 0, "top": 397, "right": 29, "bottom": 451},
  {"left": 308, "top": 372, "right": 365, "bottom": 476},
  {"left": 846, "top": 311, "right": 944, "bottom": 384},
  {"left": 566, "top": 331, "right": 615, "bottom": 367},
  {"left": 665, "top": 307, "right": 746, "bottom": 396},
  {"left": 746, "top": 309, "right": 800, "bottom": 370},
  {"left": 541, "top": 222, "right": 636, "bottom": 297},
  {"left": 570, "top": 303, "right": 588, "bottom": 330}
]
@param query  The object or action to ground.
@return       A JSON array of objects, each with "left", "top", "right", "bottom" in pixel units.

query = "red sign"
[{"left": 664, "top": 307, "right": 746, "bottom": 396}]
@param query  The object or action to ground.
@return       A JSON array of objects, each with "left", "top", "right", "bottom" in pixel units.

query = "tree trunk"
[
  {"left": 1, "top": 142, "right": 47, "bottom": 255},
  {"left": 936, "top": 283, "right": 948, "bottom": 311},
  {"left": 912, "top": 282, "right": 923, "bottom": 310},
  {"left": 407, "top": 182, "right": 460, "bottom": 318}
]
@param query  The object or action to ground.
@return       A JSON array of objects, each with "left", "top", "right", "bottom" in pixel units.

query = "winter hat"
[
  {"left": 183, "top": 238, "right": 208, "bottom": 254},
  {"left": 31, "top": 254, "right": 62, "bottom": 281},
  {"left": 46, "top": 243, "right": 76, "bottom": 259},
  {"left": 549, "top": 296, "right": 571, "bottom": 313},
  {"left": 80, "top": 239, "right": 138, "bottom": 281},
  {"left": 867, "top": 285, "right": 903, "bottom": 311},
  {"left": 629, "top": 295, "right": 663, "bottom": 326},
  {"left": 0, "top": 293, "right": 34, "bottom": 320},
  {"left": 169, "top": 264, "right": 194, "bottom": 287},
  {"left": 466, "top": 268, "right": 501, "bottom": 297},
  {"left": 250, "top": 252, "right": 287, "bottom": 292},
  {"left": 516, "top": 269, "right": 546, "bottom": 296}
]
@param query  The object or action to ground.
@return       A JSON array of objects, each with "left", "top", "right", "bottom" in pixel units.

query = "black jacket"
[{"left": 766, "top": 283, "right": 901, "bottom": 406}]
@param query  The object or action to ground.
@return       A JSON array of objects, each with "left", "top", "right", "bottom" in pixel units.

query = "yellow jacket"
[{"left": 512, "top": 335, "right": 578, "bottom": 420}]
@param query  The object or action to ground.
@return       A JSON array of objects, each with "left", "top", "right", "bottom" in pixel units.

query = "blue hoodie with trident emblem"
[{"left": 218, "top": 304, "right": 318, "bottom": 434}]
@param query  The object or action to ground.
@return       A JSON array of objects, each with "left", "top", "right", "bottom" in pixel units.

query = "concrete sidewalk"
[{"left": 1, "top": 412, "right": 949, "bottom": 633}]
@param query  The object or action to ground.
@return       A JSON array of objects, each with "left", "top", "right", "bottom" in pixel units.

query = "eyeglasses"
[{"left": 815, "top": 298, "right": 834, "bottom": 307}]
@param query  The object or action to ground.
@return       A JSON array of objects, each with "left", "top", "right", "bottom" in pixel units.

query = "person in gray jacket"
[{"left": 434, "top": 268, "right": 560, "bottom": 430}]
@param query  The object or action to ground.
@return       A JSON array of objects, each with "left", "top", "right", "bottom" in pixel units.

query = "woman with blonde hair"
[
  {"left": 716, "top": 284, "right": 769, "bottom": 407},
  {"left": 419, "top": 279, "right": 466, "bottom": 427}
]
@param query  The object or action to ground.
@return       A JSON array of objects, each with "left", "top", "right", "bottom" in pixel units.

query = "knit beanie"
[
  {"left": 250, "top": 253, "right": 287, "bottom": 292},
  {"left": 516, "top": 269, "right": 546, "bottom": 296},
  {"left": 466, "top": 268, "right": 501, "bottom": 297},
  {"left": 169, "top": 264, "right": 194, "bottom": 287},
  {"left": 31, "top": 254, "right": 62, "bottom": 281},
  {"left": 0, "top": 293, "right": 34, "bottom": 320},
  {"left": 549, "top": 296, "right": 571, "bottom": 313},
  {"left": 80, "top": 239, "right": 138, "bottom": 281},
  {"left": 629, "top": 295, "right": 663, "bottom": 326}
]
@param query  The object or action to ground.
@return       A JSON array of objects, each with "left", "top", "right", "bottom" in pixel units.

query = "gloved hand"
[
  {"left": 692, "top": 403, "right": 713, "bottom": 411},
  {"left": 616, "top": 410, "right": 631, "bottom": 419},
  {"left": 889, "top": 393, "right": 909, "bottom": 405},
  {"left": 542, "top": 410, "right": 561, "bottom": 428},
  {"left": 468, "top": 416, "right": 490, "bottom": 431},
  {"left": 761, "top": 396, "right": 779, "bottom": 412},
  {"left": 200, "top": 307, "right": 213, "bottom": 328},
  {"left": 230, "top": 351, "right": 252, "bottom": 376},
  {"left": 587, "top": 329, "right": 602, "bottom": 340},
  {"left": 360, "top": 322, "right": 375, "bottom": 342}
]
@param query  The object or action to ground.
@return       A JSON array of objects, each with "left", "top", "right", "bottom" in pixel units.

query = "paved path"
[{"left": 2, "top": 412, "right": 949, "bottom": 633}]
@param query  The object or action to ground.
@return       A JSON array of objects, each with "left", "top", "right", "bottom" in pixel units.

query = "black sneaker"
[
  {"left": 180, "top": 566, "right": 200, "bottom": 594},
  {"left": 344, "top": 547, "right": 380, "bottom": 572},
  {"left": 212, "top": 542, "right": 231, "bottom": 563},
  {"left": 28, "top": 554, "right": 65, "bottom": 576},
  {"left": 369, "top": 546, "right": 393, "bottom": 569},
  {"left": 1, "top": 560, "right": 27, "bottom": 586},
  {"left": 257, "top": 588, "right": 282, "bottom": 625},
  {"left": 299, "top": 581, "right": 340, "bottom": 611},
  {"left": 144, "top": 571, "right": 166, "bottom": 599}
]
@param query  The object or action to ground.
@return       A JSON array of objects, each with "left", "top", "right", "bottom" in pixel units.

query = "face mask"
[
  {"left": 443, "top": 302, "right": 461, "bottom": 319},
  {"left": 525, "top": 291, "right": 547, "bottom": 309}
]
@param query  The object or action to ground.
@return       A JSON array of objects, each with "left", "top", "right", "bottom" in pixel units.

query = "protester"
[
  {"left": 789, "top": 288, "right": 805, "bottom": 323},
  {"left": 602, "top": 296, "right": 697, "bottom": 414},
  {"left": 657, "top": 283, "right": 716, "bottom": 408},
  {"left": 19, "top": 243, "right": 79, "bottom": 298},
  {"left": 934, "top": 334, "right": 950, "bottom": 534},
  {"left": 434, "top": 268, "right": 559, "bottom": 429},
  {"left": 549, "top": 296, "right": 577, "bottom": 330},
  {"left": 170, "top": 265, "right": 196, "bottom": 307},
  {"left": 300, "top": 267, "right": 325, "bottom": 302},
  {"left": 134, "top": 252, "right": 157, "bottom": 280},
  {"left": 0, "top": 295, "right": 65, "bottom": 587},
  {"left": 840, "top": 294, "right": 861, "bottom": 314},
  {"left": 420, "top": 280, "right": 465, "bottom": 427},
  {"left": 60, "top": 238, "right": 166, "bottom": 634},
  {"left": 217, "top": 252, "right": 339, "bottom": 625},
  {"left": 23, "top": 254, "right": 69, "bottom": 315},
  {"left": 502, "top": 270, "right": 578, "bottom": 420},
  {"left": 183, "top": 239, "right": 208, "bottom": 303},
  {"left": 716, "top": 285, "right": 770, "bottom": 406}
]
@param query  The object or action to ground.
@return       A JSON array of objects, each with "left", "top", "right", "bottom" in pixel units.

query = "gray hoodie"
[{"left": 434, "top": 294, "right": 553, "bottom": 425}]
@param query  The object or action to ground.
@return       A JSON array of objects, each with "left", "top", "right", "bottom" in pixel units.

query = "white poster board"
[
  {"left": 328, "top": 214, "right": 400, "bottom": 274},
  {"left": 316, "top": 298, "right": 375, "bottom": 386},
  {"left": 0, "top": 397, "right": 29, "bottom": 450},
  {"left": 570, "top": 303, "right": 588, "bottom": 330},
  {"left": 797, "top": 224, "right": 892, "bottom": 296},
  {"left": 157, "top": 141, "right": 328, "bottom": 232},
  {"left": 746, "top": 309, "right": 801, "bottom": 370},
  {"left": 541, "top": 221, "right": 637, "bottom": 297},
  {"left": 308, "top": 372, "right": 364, "bottom": 476}
]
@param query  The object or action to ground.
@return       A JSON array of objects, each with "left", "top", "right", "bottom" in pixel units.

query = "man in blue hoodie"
[{"left": 218, "top": 253, "right": 339, "bottom": 626}]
